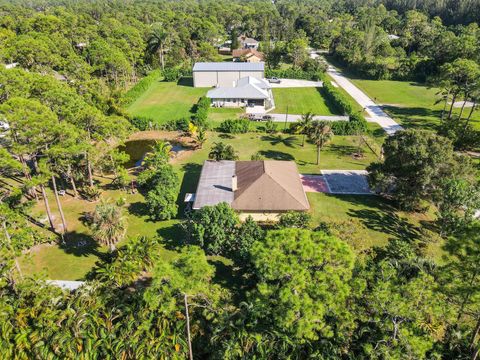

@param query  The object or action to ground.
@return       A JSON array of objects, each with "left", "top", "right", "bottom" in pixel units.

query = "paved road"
[
  {"left": 269, "top": 79, "right": 323, "bottom": 88},
  {"left": 268, "top": 114, "right": 349, "bottom": 122},
  {"left": 249, "top": 113, "right": 349, "bottom": 122},
  {"left": 326, "top": 66, "right": 404, "bottom": 135}
]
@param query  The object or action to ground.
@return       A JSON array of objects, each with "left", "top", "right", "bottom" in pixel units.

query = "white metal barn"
[{"left": 192, "top": 62, "right": 265, "bottom": 87}]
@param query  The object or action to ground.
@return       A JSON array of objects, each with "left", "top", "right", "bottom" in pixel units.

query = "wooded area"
[{"left": 0, "top": 0, "right": 479, "bottom": 358}]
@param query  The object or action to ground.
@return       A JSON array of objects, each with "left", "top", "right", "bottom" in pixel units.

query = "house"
[
  {"left": 191, "top": 160, "right": 309, "bottom": 221},
  {"left": 192, "top": 62, "right": 265, "bottom": 87},
  {"left": 238, "top": 35, "right": 259, "bottom": 50},
  {"left": 232, "top": 48, "right": 265, "bottom": 62},
  {"left": 206, "top": 76, "right": 274, "bottom": 111}
]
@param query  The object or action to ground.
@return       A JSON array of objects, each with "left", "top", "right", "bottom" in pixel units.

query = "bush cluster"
[
  {"left": 159, "top": 117, "right": 190, "bottom": 132},
  {"left": 218, "top": 118, "right": 250, "bottom": 134}
]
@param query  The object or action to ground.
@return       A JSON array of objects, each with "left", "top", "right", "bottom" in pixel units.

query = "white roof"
[
  {"left": 236, "top": 76, "right": 270, "bottom": 89},
  {"left": 207, "top": 76, "right": 270, "bottom": 100},
  {"left": 193, "top": 62, "right": 264, "bottom": 72}
]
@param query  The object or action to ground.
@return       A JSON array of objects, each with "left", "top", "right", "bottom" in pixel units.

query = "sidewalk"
[{"left": 326, "top": 66, "right": 403, "bottom": 135}]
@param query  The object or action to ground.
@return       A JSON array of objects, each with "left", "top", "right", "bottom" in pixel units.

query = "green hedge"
[
  {"left": 265, "top": 68, "right": 324, "bottom": 81},
  {"left": 319, "top": 76, "right": 368, "bottom": 135},
  {"left": 218, "top": 119, "right": 251, "bottom": 134},
  {"left": 192, "top": 96, "right": 210, "bottom": 128},
  {"left": 122, "top": 69, "right": 162, "bottom": 106}
]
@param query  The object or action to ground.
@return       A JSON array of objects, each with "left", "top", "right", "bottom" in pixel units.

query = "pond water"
[{"left": 119, "top": 139, "right": 185, "bottom": 168}]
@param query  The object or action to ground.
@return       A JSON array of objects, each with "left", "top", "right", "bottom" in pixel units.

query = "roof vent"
[{"left": 232, "top": 175, "right": 237, "bottom": 191}]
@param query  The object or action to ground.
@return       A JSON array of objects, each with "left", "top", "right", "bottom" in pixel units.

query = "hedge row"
[
  {"left": 191, "top": 96, "right": 210, "bottom": 129},
  {"left": 265, "top": 68, "right": 324, "bottom": 81},
  {"left": 122, "top": 69, "right": 162, "bottom": 106},
  {"left": 320, "top": 77, "right": 368, "bottom": 135}
]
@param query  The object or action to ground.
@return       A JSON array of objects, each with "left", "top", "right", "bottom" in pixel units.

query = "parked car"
[
  {"left": 0, "top": 121, "right": 9, "bottom": 131},
  {"left": 267, "top": 77, "right": 281, "bottom": 84}
]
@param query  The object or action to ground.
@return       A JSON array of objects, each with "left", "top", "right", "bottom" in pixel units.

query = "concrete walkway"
[
  {"left": 270, "top": 79, "right": 323, "bottom": 88},
  {"left": 326, "top": 66, "right": 404, "bottom": 135}
]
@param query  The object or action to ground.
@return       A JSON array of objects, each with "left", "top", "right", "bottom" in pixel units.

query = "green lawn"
[
  {"left": 273, "top": 87, "right": 340, "bottom": 115},
  {"left": 18, "top": 129, "right": 441, "bottom": 280},
  {"left": 351, "top": 79, "right": 480, "bottom": 131},
  {"left": 127, "top": 77, "right": 208, "bottom": 124}
]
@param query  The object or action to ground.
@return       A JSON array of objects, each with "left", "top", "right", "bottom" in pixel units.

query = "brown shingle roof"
[
  {"left": 232, "top": 161, "right": 309, "bottom": 211},
  {"left": 232, "top": 48, "right": 265, "bottom": 61}
]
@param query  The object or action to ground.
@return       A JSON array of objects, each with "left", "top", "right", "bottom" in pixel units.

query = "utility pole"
[
  {"left": 284, "top": 105, "right": 289, "bottom": 131},
  {"left": 184, "top": 293, "right": 193, "bottom": 360}
]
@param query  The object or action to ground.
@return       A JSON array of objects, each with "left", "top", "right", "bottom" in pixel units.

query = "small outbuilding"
[{"left": 192, "top": 62, "right": 265, "bottom": 87}]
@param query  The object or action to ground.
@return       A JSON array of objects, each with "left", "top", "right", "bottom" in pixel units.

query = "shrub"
[
  {"left": 130, "top": 116, "right": 152, "bottom": 131},
  {"left": 264, "top": 120, "right": 277, "bottom": 134},
  {"left": 208, "top": 142, "right": 238, "bottom": 160},
  {"left": 162, "top": 67, "right": 181, "bottom": 82},
  {"left": 278, "top": 211, "right": 311, "bottom": 229},
  {"left": 219, "top": 118, "right": 250, "bottom": 134},
  {"left": 80, "top": 185, "right": 102, "bottom": 202},
  {"left": 159, "top": 117, "right": 190, "bottom": 132}
]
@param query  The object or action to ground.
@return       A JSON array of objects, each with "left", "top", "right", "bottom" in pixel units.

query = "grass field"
[
  {"left": 272, "top": 87, "right": 340, "bottom": 115},
  {"left": 127, "top": 77, "right": 207, "bottom": 124},
  {"left": 351, "top": 79, "right": 480, "bottom": 131}
]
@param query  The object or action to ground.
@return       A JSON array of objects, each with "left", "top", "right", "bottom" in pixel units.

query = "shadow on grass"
[
  {"left": 261, "top": 134, "right": 298, "bottom": 147},
  {"left": 382, "top": 106, "right": 442, "bottom": 131},
  {"left": 326, "top": 144, "right": 359, "bottom": 157},
  {"left": 317, "top": 87, "right": 343, "bottom": 115},
  {"left": 331, "top": 194, "right": 421, "bottom": 242},
  {"left": 259, "top": 150, "right": 295, "bottom": 161},
  {"left": 176, "top": 163, "right": 202, "bottom": 217},
  {"left": 128, "top": 201, "right": 150, "bottom": 217},
  {"left": 59, "top": 231, "right": 105, "bottom": 258},
  {"left": 176, "top": 77, "right": 194, "bottom": 87},
  {"left": 157, "top": 222, "right": 185, "bottom": 251}
]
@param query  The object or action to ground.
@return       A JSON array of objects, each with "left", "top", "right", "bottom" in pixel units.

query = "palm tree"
[
  {"left": 296, "top": 112, "right": 314, "bottom": 146},
  {"left": 89, "top": 201, "right": 127, "bottom": 252},
  {"left": 143, "top": 140, "right": 172, "bottom": 168},
  {"left": 195, "top": 128, "right": 207, "bottom": 149},
  {"left": 147, "top": 25, "right": 168, "bottom": 71},
  {"left": 309, "top": 121, "right": 334, "bottom": 165}
]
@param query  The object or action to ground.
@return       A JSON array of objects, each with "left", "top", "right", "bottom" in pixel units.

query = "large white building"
[{"left": 192, "top": 62, "right": 265, "bottom": 87}]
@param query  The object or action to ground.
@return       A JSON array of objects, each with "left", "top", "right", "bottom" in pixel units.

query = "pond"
[{"left": 119, "top": 139, "right": 185, "bottom": 168}]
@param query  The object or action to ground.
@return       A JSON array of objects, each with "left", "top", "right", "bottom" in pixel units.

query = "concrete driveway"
[
  {"left": 269, "top": 79, "right": 323, "bottom": 88},
  {"left": 300, "top": 171, "right": 373, "bottom": 195},
  {"left": 326, "top": 66, "right": 403, "bottom": 135}
]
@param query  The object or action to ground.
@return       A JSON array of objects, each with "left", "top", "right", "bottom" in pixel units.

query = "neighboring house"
[
  {"left": 191, "top": 160, "right": 309, "bottom": 221},
  {"left": 192, "top": 62, "right": 264, "bottom": 87},
  {"left": 207, "top": 76, "right": 274, "bottom": 111},
  {"left": 238, "top": 35, "right": 259, "bottom": 50},
  {"left": 232, "top": 48, "right": 265, "bottom": 62}
]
